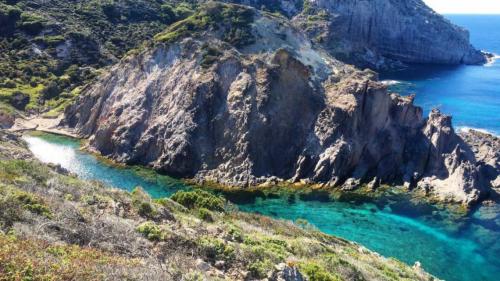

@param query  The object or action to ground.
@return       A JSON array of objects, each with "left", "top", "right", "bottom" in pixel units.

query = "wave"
[
  {"left": 484, "top": 52, "right": 500, "bottom": 67},
  {"left": 380, "top": 80, "right": 402, "bottom": 86},
  {"left": 457, "top": 126, "right": 499, "bottom": 136}
]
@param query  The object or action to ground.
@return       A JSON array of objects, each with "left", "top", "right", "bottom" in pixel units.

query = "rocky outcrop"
[
  {"left": 228, "top": 0, "right": 486, "bottom": 69},
  {"left": 0, "top": 109, "right": 14, "bottom": 129},
  {"left": 63, "top": 3, "right": 494, "bottom": 205},
  {"left": 460, "top": 130, "right": 500, "bottom": 195}
]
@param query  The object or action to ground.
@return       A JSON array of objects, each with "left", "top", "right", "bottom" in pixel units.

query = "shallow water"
[
  {"left": 381, "top": 15, "right": 500, "bottom": 135},
  {"left": 24, "top": 133, "right": 500, "bottom": 281}
]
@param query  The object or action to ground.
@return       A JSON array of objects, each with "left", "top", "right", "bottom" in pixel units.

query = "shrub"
[
  {"left": 131, "top": 187, "right": 158, "bottom": 218},
  {"left": 201, "top": 47, "right": 222, "bottom": 68},
  {"left": 18, "top": 12, "right": 46, "bottom": 35},
  {"left": 154, "top": 2, "right": 254, "bottom": 47},
  {"left": 198, "top": 237, "right": 235, "bottom": 262},
  {"left": 170, "top": 189, "right": 225, "bottom": 212},
  {"left": 227, "top": 225, "right": 244, "bottom": 242},
  {"left": 136, "top": 221, "right": 167, "bottom": 241},
  {"left": 300, "top": 262, "right": 342, "bottom": 281},
  {"left": 248, "top": 258, "right": 274, "bottom": 279},
  {"left": 198, "top": 207, "right": 214, "bottom": 222},
  {"left": 0, "top": 233, "right": 141, "bottom": 280}
]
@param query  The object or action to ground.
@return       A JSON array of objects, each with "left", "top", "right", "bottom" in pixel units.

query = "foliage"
[
  {"left": 170, "top": 189, "right": 225, "bottom": 212},
  {"left": 198, "top": 237, "right": 235, "bottom": 262},
  {"left": 0, "top": 232, "right": 140, "bottom": 280},
  {"left": 248, "top": 258, "right": 274, "bottom": 278},
  {"left": 300, "top": 262, "right": 342, "bottom": 281},
  {"left": 136, "top": 221, "right": 167, "bottom": 241},
  {"left": 131, "top": 187, "right": 158, "bottom": 218},
  {"left": 198, "top": 207, "right": 214, "bottom": 222},
  {"left": 201, "top": 45, "right": 223, "bottom": 68},
  {"left": 0, "top": 0, "right": 192, "bottom": 113},
  {"left": 155, "top": 2, "right": 255, "bottom": 47}
]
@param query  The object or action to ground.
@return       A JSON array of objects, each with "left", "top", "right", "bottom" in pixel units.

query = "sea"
[{"left": 381, "top": 15, "right": 500, "bottom": 136}]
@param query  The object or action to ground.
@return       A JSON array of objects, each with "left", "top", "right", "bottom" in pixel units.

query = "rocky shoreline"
[{"left": 62, "top": 2, "right": 499, "bottom": 207}]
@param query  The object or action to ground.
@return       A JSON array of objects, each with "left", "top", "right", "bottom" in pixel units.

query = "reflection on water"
[{"left": 24, "top": 133, "right": 500, "bottom": 281}]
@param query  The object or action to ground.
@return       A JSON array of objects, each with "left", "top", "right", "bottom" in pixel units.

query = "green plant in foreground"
[
  {"left": 198, "top": 207, "right": 214, "bottom": 222},
  {"left": 170, "top": 189, "right": 225, "bottom": 212},
  {"left": 136, "top": 221, "right": 167, "bottom": 241},
  {"left": 300, "top": 262, "right": 342, "bottom": 281}
]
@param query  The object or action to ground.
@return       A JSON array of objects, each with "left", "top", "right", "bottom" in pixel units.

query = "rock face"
[
  {"left": 0, "top": 110, "right": 14, "bottom": 129},
  {"left": 228, "top": 0, "right": 486, "bottom": 69},
  {"left": 64, "top": 3, "right": 494, "bottom": 205},
  {"left": 460, "top": 130, "right": 500, "bottom": 195}
]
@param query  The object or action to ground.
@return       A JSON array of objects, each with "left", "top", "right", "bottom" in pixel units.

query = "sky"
[{"left": 423, "top": 0, "right": 500, "bottom": 14}]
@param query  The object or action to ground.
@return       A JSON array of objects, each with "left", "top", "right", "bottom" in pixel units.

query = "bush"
[
  {"left": 248, "top": 259, "right": 274, "bottom": 279},
  {"left": 198, "top": 208, "right": 214, "bottom": 222},
  {"left": 170, "top": 189, "right": 225, "bottom": 212},
  {"left": 300, "top": 262, "right": 342, "bottom": 281},
  {"left": 154, "top": 2, "right": 254, "bottom": 47},
  {"left": 201, "top": 47, "right": 222, "bottom": 68},
  {"left": 9, "top": 91, "right": 29, "bottom": 110},
  {"left": 136, "top": 221, "right": 167, "bottom": 241},
  {"left": 18, "top": 12, "right": 46, "bottom": 35},
  {"left": 131, "top": 187, "right": 158, "bottom": 218},
  {"left": 198, "top": 237, "right": 235, "bottom": 262}
]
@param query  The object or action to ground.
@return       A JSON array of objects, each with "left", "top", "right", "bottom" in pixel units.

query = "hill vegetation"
[
  {"left": 0, "top": 0, "right": 197, "bottom": 114},
  {"left": 0, "top": 131, "right": 435, "bottom": 280}
]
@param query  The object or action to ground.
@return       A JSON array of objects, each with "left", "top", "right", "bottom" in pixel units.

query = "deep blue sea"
[{"left": 381, "top": 15, "right": 500, "bottom": 136}]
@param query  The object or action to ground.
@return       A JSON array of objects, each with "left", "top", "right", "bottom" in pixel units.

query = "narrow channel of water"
[{"left": 24, "top": 133, "right": 500, "bottom": 281}]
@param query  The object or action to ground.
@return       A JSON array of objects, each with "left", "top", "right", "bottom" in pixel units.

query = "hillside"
[
  {"left": 0, "top": 130, "right": 435, "bottom": 280},
  {"left": 0, "top": 0, "right": 194, "bottom": 115},
  {"left": 0, "top": 0, "right": 486, "bottom": 118}
]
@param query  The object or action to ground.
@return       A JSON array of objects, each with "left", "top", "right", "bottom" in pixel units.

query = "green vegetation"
[
  {"left": 198, "top": 236, "right": 236, "bottom": 262},
  {"left": 155, "top": 2, "right": 255, "bottom": 47},
  {"left": 0, "top": 232, "right": 142, "bottom": 281},
  {"left": 300, "top": 262, "right": 342, "bottom": 281},
  {"left": 171, "top": 189, "right": 225, "bottom": 212},
  {"left": 0, "top": 0, "right": 195, "bottom": 113},
  {"left": 131, "top": 187, "right": 159, "bottom": 218},
  {"left": 136, "top": 221, "right": 168, "bottom": 241},
  {"left": 0, "top": 132, "right": 434, "bottom": 280},
  {"left": 198, "top": 207, "right": 214, "bottom": 222}
]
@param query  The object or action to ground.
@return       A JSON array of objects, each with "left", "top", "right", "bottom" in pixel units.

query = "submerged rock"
[{"left": 63, "top": 2, "right": 496, "bottom": 206}]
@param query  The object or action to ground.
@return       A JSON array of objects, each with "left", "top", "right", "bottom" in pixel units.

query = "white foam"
[
  {"left": 484, "top": 53, "right": 500, "bottom": 67},
  {"left": 380, "top": 80, "right": 401, "bottom": 86},
  {"left": 457, "top": 126, "right": 498, "bottom": 136}
]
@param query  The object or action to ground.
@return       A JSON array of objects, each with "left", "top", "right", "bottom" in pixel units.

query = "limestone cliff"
[{"left": 64, "top": 3, "right": 495, "bottom": 205}]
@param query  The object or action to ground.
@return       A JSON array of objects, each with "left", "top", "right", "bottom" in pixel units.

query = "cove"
[
  {"left": 380, "top": 15, "right": 500, "bottom": 136},
  {"left": 24, "top": 133, "right": 500, "bottom": 281}
]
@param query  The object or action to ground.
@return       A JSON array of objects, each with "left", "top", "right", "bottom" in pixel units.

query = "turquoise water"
[
  {"left": 381, "top": 15, "right": 500, "bottom": 135},
  {"left": 24, "top": 133, "right": 500, "bottom": 281}
]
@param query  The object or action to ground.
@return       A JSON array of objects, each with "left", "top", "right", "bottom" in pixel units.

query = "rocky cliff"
[
  {"left": 226, "top": 0, "right": 487, "bottom": 69},
  {"left": 63, "top": 2, "right": 497, "bottom": 206}
]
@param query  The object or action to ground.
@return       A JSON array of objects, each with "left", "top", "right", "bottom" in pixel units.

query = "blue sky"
[{"left": 423, "top": 0, "right": 500, "bottom": 14}]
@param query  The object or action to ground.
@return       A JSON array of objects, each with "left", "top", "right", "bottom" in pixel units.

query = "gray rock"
[
  {"left": 63, "top": 5, "right": 495, "bottom": 206},
  {"left": 271, "top": 263, "right": 304, "bottom": 281},
  {"left": 220, "top": 0, "right": 486, "bottom": 69}
]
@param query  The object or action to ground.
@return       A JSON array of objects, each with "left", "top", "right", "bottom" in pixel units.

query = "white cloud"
[{"left": 423, "top": 0, "right": 500, "bottom": 14}]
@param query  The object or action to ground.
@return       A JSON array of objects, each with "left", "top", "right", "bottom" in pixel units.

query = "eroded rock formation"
[
  {"left": 64, "top": 3, "right": 496, "bottom": 205},
  {"left": 226, "top": 0, "right": 487, "bottom": 69}
]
